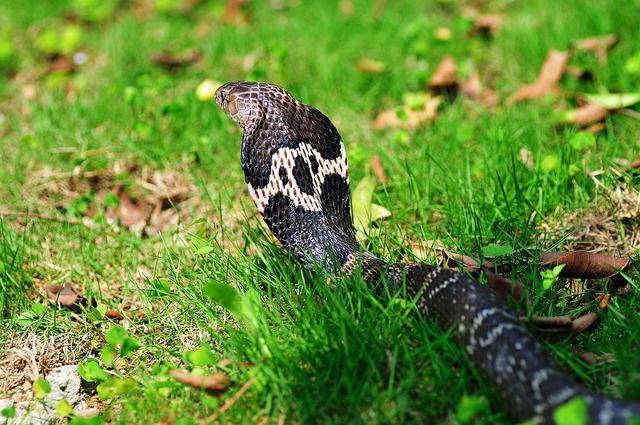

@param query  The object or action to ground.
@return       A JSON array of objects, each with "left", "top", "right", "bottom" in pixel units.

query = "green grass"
[{"left": 1, "top": 0, "right": 640, "bottom": 423}]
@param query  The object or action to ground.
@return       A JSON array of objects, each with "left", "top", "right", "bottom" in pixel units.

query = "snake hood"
[{"left": 216, "top": 80, "right": 640, "bottom": 424}]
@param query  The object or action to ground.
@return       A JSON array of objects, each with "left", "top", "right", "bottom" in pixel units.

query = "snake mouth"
[{"left": 215, "top": 81, "right": 257, "bottom": 129}]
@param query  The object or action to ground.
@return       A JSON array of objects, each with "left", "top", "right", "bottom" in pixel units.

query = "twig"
[{"left": 201, "top": 376, "right": 256, "bottom": 424}]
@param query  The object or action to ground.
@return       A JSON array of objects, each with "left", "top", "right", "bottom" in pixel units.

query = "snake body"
[{"left": 215, "top": 81, "right": 640, "bottom": 424}]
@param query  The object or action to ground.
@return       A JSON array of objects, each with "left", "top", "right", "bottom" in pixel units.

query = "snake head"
[{"left": 215, "top": 81, "right": 266, "bottom": 133}]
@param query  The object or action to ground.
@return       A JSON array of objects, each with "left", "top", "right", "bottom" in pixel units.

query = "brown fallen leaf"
[
  {"left": 578, "top": 351, "right": 597, "bottom": 365},
  {"left": 570, "top": 311, "right": 600, "bottom": 332},
  {"left": 151, "top": 50, "right": 202, "bottom": 71},
  {"left": 370, "top": 155, "right": 387, "bottom": 184},
  {"left": 598, "top": 293, "right": 610, "bottom": 310},
  {"left": 523, "top": 315, "right": 573, "bottom": 330},
  {"left": 526, "top": 312, "right": 599, "bottom": 333},
  {"left": 585, "top": 122, "right": 606, "bottom": 133},
  {"left": 46, "top": 283, "right": 82, "bottom": 308},
  {"left": 223, "top": 0, "right": 250, "bottom": 26},
  {"left": 562, "top": 103, "right": 609, "bottom": 127},
  {"left": 356, "top": 58, "right": 385, "bottom": 74},
  {"left": 484, "top": 269, "right": 527, "bottom": 305},
  {"left": 574, "top": 34, "right": 618, "bottom": 63},
  {"left": 428, "top": 56, "right": 458, "bottom": 95},
  {"left": 631, "top": 157, "right": 640, "bottom": 169},
  {"left": 106, "top": 188, "right": 153, "bottom": 233},
  {"left": 48, "top": 56, "right": 75, "bottom": 74},
  {"left": 169, "top": 370, "right": 230, "bottom": 392},
  {"left": 519, "top": 147, "right": 534, "bottom": 170},
  {"left": 461, "top": 71, "right": 498, "bottom": 108},
  {"left": 374, "top": 96, "right": 441, "bottom": 130},
  {"left": 469, "top": 14, "right": 503, "bottom": 38},
  {"left": 509, "top": 50, "right": 570, "bottom": 104},
  {"left": 442, "top": 250, "right": 493, "bottom": 270},
  {"left": 540, "top": 251, "right": 630, "bottom": 279},
  {"left": 339, "top": 0, "right": 354, "bottom": 18},
  {"left": 105, "top": 309, "right": 124, "bottom": 320}
]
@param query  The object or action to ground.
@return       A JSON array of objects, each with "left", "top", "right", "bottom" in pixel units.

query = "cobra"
[{"left": 215, "top": 81, "right": 640, "bottom": 424}]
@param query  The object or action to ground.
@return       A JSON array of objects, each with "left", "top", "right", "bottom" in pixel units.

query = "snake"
[{"left": 214, "top": 81, "right": 640, "bottom": 424}]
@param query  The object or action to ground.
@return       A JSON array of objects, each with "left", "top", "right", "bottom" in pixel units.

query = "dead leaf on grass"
[
  {"left": 374, "top": 96, "right": 441, "bottom": 130},
  {"left": 151, "top": 50, "right": 202, "bottom": 71},
  {"left": 45, "top": 283, "right": 83, "bottom": 308},
  {"left": 223, "top": 0, "right": 250, "bottom": 26},
  {"left": 370, "top": 155, "right": 387, "bottom": 184},
  {"left": 47, "top": 56, "right": 75, "bottom": 74},
  {"left": 560, "top": 103, "right": 609, "bottom": 126},
  {"left": 461, "top": 71, "right": 498, "bottom": 108},
  {"left": 519, "top": 148, "right": 534, "bottom": 170},
  {"left": 574, "top": 34, "right": 618, "bottom": 63},
  {"left": 540, "top": 251, "right": 630, "bottom": 279},
  {"left": 469, "top": 14, "right": 503, "bottom": 38},
  {"left": 356, "top": 58, "right": 385, "bottom": 74},
  {"left": 169, "top": 370, "right": 230, "bottom": 392},
  {"left": 428, "top": 55, "right": 458, "bottom": 95},
  {"left": 525, "top": 312, "right": 599, "bottom": 333},
  {"left": 484, "top": 269, "right": 527, "bottom": 305},
  {"left": 509, "top": 50, "right": 570, "bottom": 104}
]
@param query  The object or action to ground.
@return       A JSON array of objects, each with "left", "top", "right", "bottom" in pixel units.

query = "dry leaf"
[
  {"left": 461, "top": 71, "right": 498, "bottom": 107},
  {"left": 169, "top": 370, "right": 230, "bottom": 392},
  {"left": 151, "top": 50, "right": 202, "bottom": 70},
  {"left": 105, "top": 310, "right": 124, "bottom": 320},
  {"left": 540, "top": 251, "right": 630, "bottom": 279},
  {"left": 524, "top": 315, "right": 573, "bottom": 330},
  {"left": 223, "top": 0, "right": 250, "bottom": 26},
  {"left": 428, "top": 56, "right": 458, "bottom": 93},
  {"left": 469, "top": 14, "right": 503, "bottom": 38},
  {"left": 509, "top": 50, "right": 570, "bottom": 104},
  {"left": 48, "top": 56, "right": 75, "bottom": 74},
  {"left": 585, "top": 122, "right": 606, "bottom": 133},
  {"left": 561, "top": 103, "right": 609, "bottom": 126},
  {"left": 356, "top": 58, "right": 385, "bottom": 74},
  {"left": 575, "top": 34, "right": 617, "bottom": 63},
  {"left": 370, "top": 155, "right": 387, "bottom": 184},
  {"left": 339, "top": 0, "right": 354, "bottom": 18},
  {"left": 570, "top": 311, "right": 599, "bottom": 332},
  {"left": 484, "top": 269, "right": 527, "bottom": 305},
  {"left": 374, "top": 96, "right": 441, "bottom": 130},
  {"left": 519, "top": 148, "right": 534, "bottom": 170},
  {"left": 45, "top": 283, "right": 81, "bottom": 308},
  {"left": 526, "top": 312, "right": 599, "bottom": 333}
]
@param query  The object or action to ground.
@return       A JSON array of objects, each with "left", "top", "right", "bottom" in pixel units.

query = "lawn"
[{"left": 1, "top": 0, "right": 640, "bottom": 423}]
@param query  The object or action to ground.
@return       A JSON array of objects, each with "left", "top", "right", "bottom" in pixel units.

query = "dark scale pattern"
[
  {"left": 216, "top": 81, "right": 640, "bottom": 424},
  {"left": 292, "top": 155, "right": 315, "bottom": 196}
]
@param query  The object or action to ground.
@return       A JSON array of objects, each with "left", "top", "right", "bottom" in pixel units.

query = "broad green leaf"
[
  {"left": 482, "top": 243, "right": 514, "bottom": 258},
  {"left": 97, "top": 377, "right": 137, "bottom": 400},
  {"left": 540, "top": 155, "right": 560, "bottom": 172},
  {"left": 568, "top": 132, "right": 596, "bottom": 151},
  {"left": 584, "top": 93, "right": 640, "bottom": 109},
  {"left": 542, "top": 264, "right": 566, "bottom": 290},
  {"left": 202, "top": 282, "right": 254, "bottom": 325},
  {"left": 33, "top": 377, "right": 51, "bottom": 399},
  {"left": 402, "top": 92, "right": 428, "bottom": 110},
  {"left": 105, "top": 325, "right": 128, "bottom": 346},
  {"left": 187, "top": 346, "right": 217, "bottom": 367},
  {"left": 455, "top": 395, "right": 489, "bottom": 424},
  {"left": 56, "top": 399, "right": 73, "bottom": 417},
  {"left": 120, "top": 337, "right": 141, "bottom": 357},
  {"left": 190, "top": 237, "right": 214, "bottom": 255},
  {"left": 553, "top": 396, "right": 588, "bottom": 425},
  {"left": 100, "top": 345, "right": 117, "bottom": 366},
  {"left": 352, "top": 175, "right": 390, "bottom": 240},
  {"left": 1, "top": 405, "right": 15, "bottom": 418},
  {"left": 78, "top": 360, "right": 109, "bottom": 382},
  {"left": 625, "top": 53, "right": 640, "bottom": 76}
]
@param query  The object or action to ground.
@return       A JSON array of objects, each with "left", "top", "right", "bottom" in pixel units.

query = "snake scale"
[{"left": 214, "top": 81, "right": 640, "bottom": 424}]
